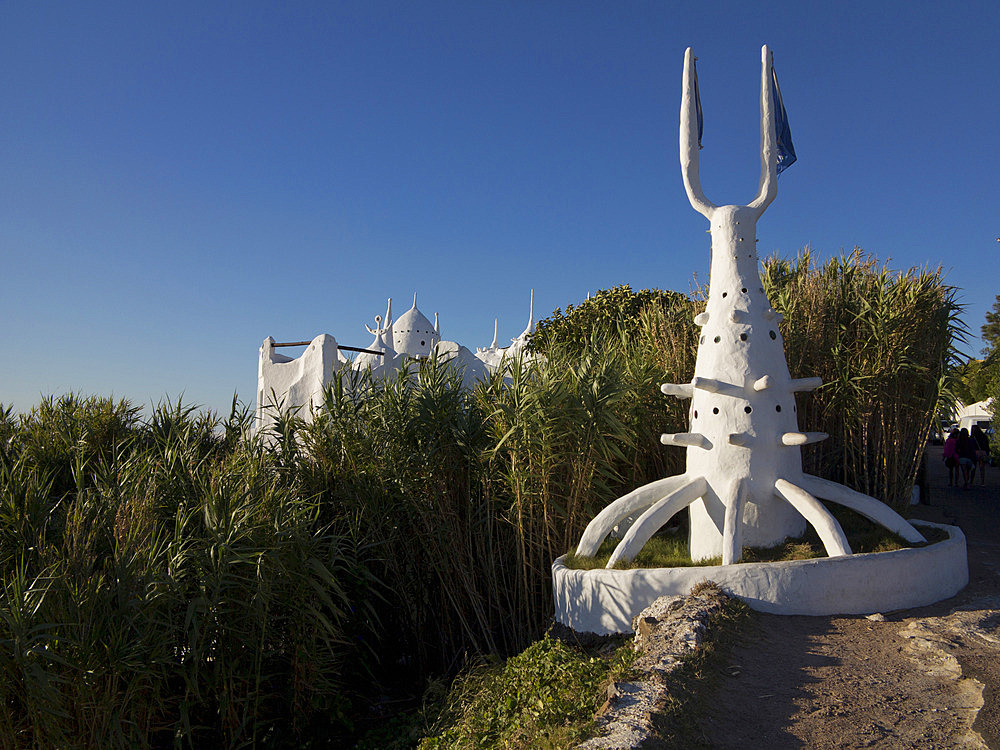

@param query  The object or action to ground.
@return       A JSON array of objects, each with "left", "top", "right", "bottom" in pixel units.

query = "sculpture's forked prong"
[
  {"left": 682, "top": 45, "right": 777, "bottom": 219},
  {"left": 774, "top": 478, "right": 851, "bottom": 557},
  {"left": 607, "top": 477, "right": 708, "bottom": 568},
  {"left": 680, "top": 48, "right": 716, "bottom": 219},
  {"left": 748, "top": 44, "right": 778, "bottom": 216}
]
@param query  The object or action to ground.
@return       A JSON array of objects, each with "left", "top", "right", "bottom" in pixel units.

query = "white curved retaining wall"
[{"left": 552, "top": 522, "right": 968, "bottom": 635}]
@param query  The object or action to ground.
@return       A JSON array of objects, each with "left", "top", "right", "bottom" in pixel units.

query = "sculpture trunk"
[{"left": 685, "top": 204, "right": 808, "bottom": 559}]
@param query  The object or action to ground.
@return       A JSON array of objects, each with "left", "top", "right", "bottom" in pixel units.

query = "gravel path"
[{"left": 690, "top": 446, "right": 1000, "bottom": 749}]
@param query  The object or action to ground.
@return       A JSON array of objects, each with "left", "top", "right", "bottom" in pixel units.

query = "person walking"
[
  {"left": 971, "top": 424, "right": 990, "bottom": 486},
  {"left": 958, "top": 428, "right": 978, "bottom": 488},
  {"left": 943, "top": 428, "right": 960, "bottom": 487}
]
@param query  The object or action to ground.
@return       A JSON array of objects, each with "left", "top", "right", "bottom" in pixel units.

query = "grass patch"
[
  {"left": 564, "top": 505, "right": 948, "bottom": 570},
  {"left": 565, "top": 531, "right": 720, "bottom": 570},
  {"left": 413, "top": 635, "right": 636, "bottom": 749}
]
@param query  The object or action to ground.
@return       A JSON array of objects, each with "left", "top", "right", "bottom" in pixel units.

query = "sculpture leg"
[
  {"left": 797, "top": 474, "right": 926, "bottom": 544},
  {"left": 575, "top": 474, "right": 690, "bottom": 556},
  {"left": 607, "top": 477, "right": 708, "bottom": 568},
  {"left": 721, "top": 477, "right": 748, "bottom": 565},
  {"left": 774, "top": 478, "right": 851, "bottom": 557}
]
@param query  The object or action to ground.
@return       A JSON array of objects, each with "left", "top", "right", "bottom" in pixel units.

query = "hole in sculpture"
[
  {"left": 776, "top": 405, "right": 782, "bottom": 412},
  {"left": 744, "top": 405, "right": 752, "bottom": 414},
  {"left": 722, "top": 292, "right": 728, "bottom": 298},
  {"left": 741, "top": 287, "right": 747, "bottom": 293},
  {"left": 700, "top": 336, "right": 705, "bottom": 344},
  {"left": 714, "top": 336, "right": 721, "bottom": 343},
  {"left": 740, "top": 333, "right": 748, "bottom": 341},
  {"left": 713, "top": 407, "right": 719, "bottom": 414},
  {"left": 770, "top": 330, "right": 777, "bottom": 340},
  {"left": 694, "top": 410, "right": 699, "bottom": 419}
]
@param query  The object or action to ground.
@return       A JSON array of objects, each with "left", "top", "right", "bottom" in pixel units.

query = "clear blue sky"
[{"left": 2, "top": 1, "right": 998, "bottom": 416}]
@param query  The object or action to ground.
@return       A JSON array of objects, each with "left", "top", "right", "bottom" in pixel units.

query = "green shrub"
[{"left": 418, "top": 635, "right": 635, "bottom": 749}]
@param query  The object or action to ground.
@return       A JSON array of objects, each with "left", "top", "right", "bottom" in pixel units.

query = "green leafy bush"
[{"left": 418, "top": 636, "right": 634, "bottom": 749}]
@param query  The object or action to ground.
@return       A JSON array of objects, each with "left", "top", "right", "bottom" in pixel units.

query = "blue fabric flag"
[{"left": 771, "top": 64, "right": 796, "bottom": 174}]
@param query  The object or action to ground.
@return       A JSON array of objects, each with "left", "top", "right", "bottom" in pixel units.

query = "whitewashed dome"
[{"left": 391, "top": 294, "right": 439, "bottom": 357}]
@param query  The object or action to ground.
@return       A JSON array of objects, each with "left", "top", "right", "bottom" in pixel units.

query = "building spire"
[{"left": 523, "top": 289, "right": 536, "bottom": 336}]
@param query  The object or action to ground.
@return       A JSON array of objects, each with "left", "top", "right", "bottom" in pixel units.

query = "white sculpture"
[{"left": 575, "top": 46, "right": 926, "bottom": 567}]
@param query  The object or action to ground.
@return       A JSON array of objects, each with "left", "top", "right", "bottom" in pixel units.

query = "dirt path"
[{"left": 691, "top": 447, "right": 1000, "bottom": 749}]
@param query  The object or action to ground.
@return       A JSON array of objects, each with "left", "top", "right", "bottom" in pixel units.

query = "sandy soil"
[{"left": 690, "top": 446, "right": 1000, "bottom": 749}]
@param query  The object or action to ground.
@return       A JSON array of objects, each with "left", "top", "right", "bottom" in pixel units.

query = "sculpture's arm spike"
[
  {"left": 728, "top": 432, "right": 754, "bottom": 447},
  {"left": 694, "top": 311, "right": 710, "bottom": 327},
  {"left": 660, "top": 382, "right": 694, "bottom": 399},
  {"left": 790, "top": 377, "right": 822, "bottom": 392},
  {"left": 775, "top": 478, "right": 851, "bottom": 557},
  {"left": 748, "top": 44, "right": 778, "bottom": 215},
  {"left": 575, "top": 475, "right": 690, "bottom": 557},
  {"left": 661, "top": 432, "right": 712, "bottom": 450},
  {"left": 781, "top": 431, "right": 828, "bottom": 446},
  {"left": 693, "top": 376, "right": 744, "bottom": 399},
  {"left": 721, "top": 477, "right": 748, "bottom": 565},
  {"left": 796, "top": 474, "right": 926, "bottom": 544},
  {"left": 680, "top": 48, "right": 716, "bottom": 218},
  {"left": 607, "top": 477, "right": 707, "bottom": 567}
]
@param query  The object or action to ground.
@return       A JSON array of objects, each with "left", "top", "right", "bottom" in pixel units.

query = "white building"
[
  {"left": 256, "top": 292, "right": 537, "bottom": 430},
  {"left": 954, "top": 399, "right": 994, "bottom": 432}
]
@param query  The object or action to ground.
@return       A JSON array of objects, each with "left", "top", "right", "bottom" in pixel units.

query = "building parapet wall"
[{"left": 256, "top": 334, "right": 339, "bottom": 433}]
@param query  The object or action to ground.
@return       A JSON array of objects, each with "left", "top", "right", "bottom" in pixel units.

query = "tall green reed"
[
  {"left": 0, "top": 396, "right": 370, "bottom": 748},
  {"left": 0, "top": 249, "right": 962, "bottom": 745},
  {"left": 762, "top": 248, "right": 963, "bottom": 509}
]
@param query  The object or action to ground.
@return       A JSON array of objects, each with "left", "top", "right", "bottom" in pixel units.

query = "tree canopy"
[
  {"left": 529, "top": 284, "right": 695, "bottom": 355},
  {"left": 982, "top": 294, "right": 1000, "bottom": 353}
]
